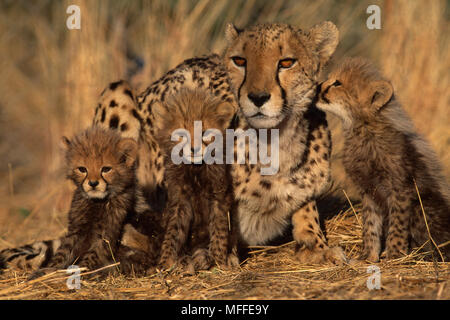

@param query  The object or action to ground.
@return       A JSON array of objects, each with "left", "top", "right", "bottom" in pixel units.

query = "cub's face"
[
  {"left": 63, "top": 127, "right": 137, "bottom": 200},
  {"left": 316, "top": 58, "right": 394, "bottom": 128},
  {"left": 152, "top": 89, "right": 235, "bottom": 164},
  {"left": 224, "top": 22, "right": 339, "bottom": 129}
]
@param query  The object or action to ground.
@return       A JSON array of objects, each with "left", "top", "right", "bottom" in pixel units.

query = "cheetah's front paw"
[{"left": 295, "top": 245, "right": 347, "bottom": 265}]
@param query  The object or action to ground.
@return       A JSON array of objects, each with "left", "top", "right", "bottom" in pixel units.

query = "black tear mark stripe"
[
  {"left": 237, "top": 60, "right": 247, "bottom": 102},
  {"left": 275, "top": 68, "right": 287, "bottom": 108}
]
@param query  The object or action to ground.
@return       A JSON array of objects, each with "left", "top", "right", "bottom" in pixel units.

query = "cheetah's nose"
[
  {"left": 248, "top": 92, "right": 271, "bottom": 108},
  {"left": 88, "top": 180, "right": 99, "bottom": 188}
]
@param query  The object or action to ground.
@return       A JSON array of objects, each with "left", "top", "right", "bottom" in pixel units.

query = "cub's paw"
[
  {"left": 190, "top": 249, "right": 213, "bottom": 271},
  {"left": 359, "top": 248, "right": 380, "bottom": 263},
  {"left": 158, "top": 255, "right": 178, "bottom": 271},
  {"left": 294, "top": 230, "right": 323, "bottom": 250},
  {"left": 384, "top": 248, "right": 406, "bottom": 260},
  {"left": 118, "top": 247, "right": 156, "bottom": 276},
  {"left": 225, "top": 252, "right": 240, "bottom": 269},
  {"left": 296, "top": 245, "right": 347, "bottom": 265}
]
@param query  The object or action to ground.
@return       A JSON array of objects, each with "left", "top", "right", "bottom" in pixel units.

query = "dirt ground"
[{"left": 1, "top": 208, "right": 448, "bottom": 300}]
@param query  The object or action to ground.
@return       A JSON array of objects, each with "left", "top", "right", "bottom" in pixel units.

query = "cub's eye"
[
  {"left": 101, "top": 167, "right": 112, "bottom": 173},
  {"left": 332, "top": 80, "right": 342, "bottom": 87},
  {"left": 278, "top": 58, "right": 296, "bottom": 69},
  {"left": 77, "top": 167, "right": 87, "bottom": 173},
  {"left": 231, "top": 56, "right": 246, "bottom": 67}
]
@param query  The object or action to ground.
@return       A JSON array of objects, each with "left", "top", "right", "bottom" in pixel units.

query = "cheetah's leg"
[
  {"left": 292, "top": 200, "right": 347, "bottom": 264},
  {"left": 360, "top": 194, "right": 383, "bottom": 262},
  {"left": 385, "top": 192, "right": 411, "bottom": 259},
  {"left": 158, "top": 192, "right": 193, "bottom": 270},
  {"left": 208, "top": 199, "right": 231, "bottom": 268}
]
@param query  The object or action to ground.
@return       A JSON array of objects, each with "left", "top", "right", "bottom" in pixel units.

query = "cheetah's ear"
[
  {"left": 308, "top": 21, "right": 339, "bottom": 66},
  {"left": 369, "top": 80, "right": 394, "bottom": 110},
  {"left": 225, "top": 23, "right": 240, "bottom": 43},
  {"left": 117, "top": 138, "right": 138, "bottom": 167}
]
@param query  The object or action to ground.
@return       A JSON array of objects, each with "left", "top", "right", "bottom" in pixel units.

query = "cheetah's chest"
[{"left": 231, "top": 116, "right": 331, "bottom": 246}]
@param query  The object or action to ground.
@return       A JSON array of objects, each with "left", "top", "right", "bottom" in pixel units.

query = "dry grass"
[
  {"left": 0, "top": 0, "right": 448, "bottom": 300},
  {"left": 1, "top": 206, "right": 449, "bottom": 300}
]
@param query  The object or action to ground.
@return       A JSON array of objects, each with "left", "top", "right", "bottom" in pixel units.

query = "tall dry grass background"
[{"left": 0, "top": 0, "right": 448, "bottom": 250}]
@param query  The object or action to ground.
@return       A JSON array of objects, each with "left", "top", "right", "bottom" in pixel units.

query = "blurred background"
[{"left": 0, "top": 0, "right": 448, "bottom": 247}]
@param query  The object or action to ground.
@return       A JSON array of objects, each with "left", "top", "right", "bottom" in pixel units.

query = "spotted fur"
[
  {"left": 1, "top": 128, "right": 156, "bottom": 277},
  {"left": 2, "top": 22, "right": 348, "bottom": 269},
  {"left": 317, "top": 57, "right": 450, "bottom": 262},
  {"left": 223, "top": 22, "right": 346, "bottom": 263},
  {"left": 153, "top": 88, "right": 238, "bottom": 271},
  {"left": 92, "top": 22, "right": 346, "bottom": 264}
]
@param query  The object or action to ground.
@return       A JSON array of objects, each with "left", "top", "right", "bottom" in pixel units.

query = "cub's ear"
[
  {"left": 225, "top": 23, "right": 240, "bottom": 43},
  {"left": 370, "top": 80, "right": 394, "bottom": 110},
  {"left": 61, "top": 136, "right": 71, "bottom": 149},
  {"left": 308, "top": 21, "right": 339, "bottom": 66},
  {"left": 216, "top": 101, "right": 236, "bottom": 128},
  {"left": 117, "top": 138, "right": 138, "bottom": 167}
]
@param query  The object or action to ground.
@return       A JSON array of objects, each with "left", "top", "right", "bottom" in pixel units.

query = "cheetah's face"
[
  {"left": 224, "top": 22, "right": 339, "bottom": 129},
  {"left": 317, "top": 58, "right": 394, "bottom": 128},
  {"left": 152, "top": 88, "right": 235, "bottom": 164},
  {"left": 71, "top": 161, "right": 116, "bottom": 200},
  {"left": 63, "top": 128, "right": 137, "bottom": 200}
]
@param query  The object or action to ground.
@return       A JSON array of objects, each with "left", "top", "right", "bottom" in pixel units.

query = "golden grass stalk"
[{"left": 413, "top": 179, "right": 445, "bottom": 262}]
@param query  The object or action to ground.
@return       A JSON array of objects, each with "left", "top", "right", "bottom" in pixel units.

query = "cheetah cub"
[
  {"left": 30, "top": 127, "right": 143, "bottom": 279},
  {"left": 317, "top": 58, "right": 450, "bottom": 262},
  {"left": 153, "top": 88, "right": 238, "bottom": 272}
]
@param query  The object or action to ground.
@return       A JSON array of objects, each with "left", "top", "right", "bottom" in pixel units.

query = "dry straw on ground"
[
  {"left": 1, "top": 206, "right": 449, "bottom": 300},
  {"left": 0, "top": 0, "right": 448, "bottom": 300}
]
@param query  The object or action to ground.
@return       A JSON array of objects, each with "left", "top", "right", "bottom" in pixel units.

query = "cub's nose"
[
  {"left": 88, "top": 180, "right": 99, "bottom": 188},
  {"left": 248, "top": 92, "right": 271, "bottom": 107}
]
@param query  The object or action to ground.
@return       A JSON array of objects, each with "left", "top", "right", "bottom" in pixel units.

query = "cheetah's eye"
[
  {"left": 278, "top": 58, "right": 296, "bottom": 69},
  {"left": 77, "top": 167, "right": 87, "bottom": 173},
  {"left": 231, "top": 56, "right": 246, "bottom": 67},
  {"left": 101, "top": 167, "right": 112, "bottom": 173}
]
